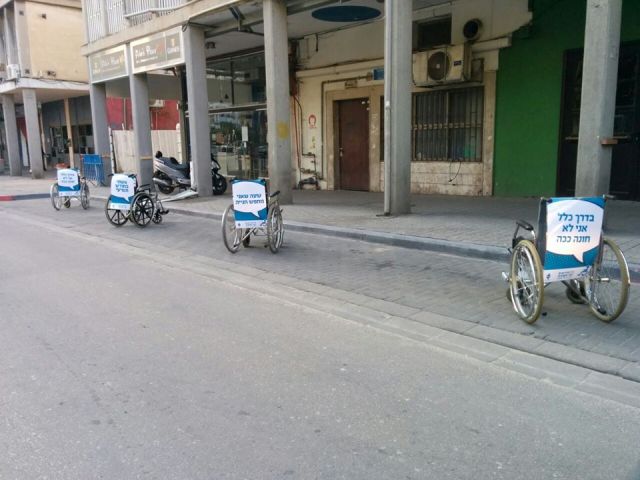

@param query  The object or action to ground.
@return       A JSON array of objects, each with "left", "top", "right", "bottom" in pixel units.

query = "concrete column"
[
  {"left": 0, "top": 14, "right": 7, "bottom": 67},
  {"left": 3, "top": 8, "right": 16, "bottom": 66},
  {"left": 90, "top": 82, "right": 112, "bottom": 176},
  {"left": 263, "top": 0, "right": 292, "bottom": 204},
  {"left": 22, "top": 88, "right": 43, "bottom": 178},
  {"left": 383, "top": 0, "right": 412, "bottom": 215},
  {"left": 177, "top": 69, "right": 188, "bottom": 164},
  {"left": 14, "top": 0, "right": 31, "bottom": 76},
  {"left": 129, "top": 72, "right": 153, "bottom": 187},
  {"left": 100, "top": 0, "right": 109, "bottom": 38},
  {"left": 64, "top": 98, "right": 75, "bottom": 168},
  {"left": 575, "top": 0, "right": 622, "bottom": 196},
  {"left": 2, "top": 94, "right": 21, "bottom": 175},
  {"left": 184, "top": 26, "right": 212, "bottom": 196}
]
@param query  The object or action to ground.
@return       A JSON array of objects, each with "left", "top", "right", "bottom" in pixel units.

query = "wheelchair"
[
  {"left": 505, "top": 196, "right": 630, "bottom": 324},
  {"left": 221, "top": 178, "right": 284, "bottom": 254},
  {"left": 105, "top": 173, "right": 168, "bottom": 228},
  {"left": 50, "top": 167, "right": 90, "bottom": 210}
]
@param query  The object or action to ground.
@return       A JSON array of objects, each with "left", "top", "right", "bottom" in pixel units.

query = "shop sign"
[
  {"left": 89, "top": 45, "right": 128, "bottom": 83},
  {"left": 131, "top": 27, "right": 184, "bottom": 74}
]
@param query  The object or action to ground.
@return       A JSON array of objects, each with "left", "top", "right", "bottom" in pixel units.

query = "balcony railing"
[{"left": 85, "top": 0, "right": 186, "bottom": 43}]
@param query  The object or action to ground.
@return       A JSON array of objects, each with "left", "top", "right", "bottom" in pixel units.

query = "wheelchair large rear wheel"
[
  {"left": 222, "top": 204, "right": 241, "bottom": 253},
  {"left": 50, "top": 183, "right": 62, "bottom": 211},
  {"left": 267, "top": 205, "right": 284, "bottom": 254},
  {"left": 105, "top": 196, "right": 129, "bottom": 226},
  {"left": 584, "top": 238, "right": 630, "bottom": 323},
  {"left": 509, "top": 239, "right": 544, "bottom": 324},
  {"left": 131, "top": 193, "right": 154, "bottom": 228},
  {"left": 80, "top": 182, "right": 90, "bottom": 209}
]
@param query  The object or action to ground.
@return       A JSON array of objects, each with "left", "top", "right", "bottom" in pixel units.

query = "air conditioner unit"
[
  {"left": 149, "top": 99, "right": 165, "bottom": 108},
  {"left": 6, "top": 64, "right": 20, "bottom": 80},
  {"left": 413, "top": 44, "right": 470, "bottom": 87}
]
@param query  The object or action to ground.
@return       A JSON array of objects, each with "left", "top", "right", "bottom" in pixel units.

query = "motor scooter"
[{"left": 153, "top": 151, "right": 227, "bottom": 195}]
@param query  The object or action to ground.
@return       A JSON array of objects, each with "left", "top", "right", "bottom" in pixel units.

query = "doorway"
[
  {"left": 337, "top": 98, "right": 369, "bottom": 191},
  {"left": 558, "top": 44, "right": 640, "bottom": 200}
]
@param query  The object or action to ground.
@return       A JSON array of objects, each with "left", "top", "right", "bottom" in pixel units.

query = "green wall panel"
[{"left": 493, "top": 0, "right": 640, "bottom": 197}]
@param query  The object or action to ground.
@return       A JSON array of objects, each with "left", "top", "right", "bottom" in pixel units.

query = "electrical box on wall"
[{"left": 413, "top": 44, "right": 470, "bottom": 87}]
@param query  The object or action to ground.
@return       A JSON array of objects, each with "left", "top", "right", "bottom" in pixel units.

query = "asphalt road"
[{"left": 1, "top": 200, "right": 640, "bottom": 479}]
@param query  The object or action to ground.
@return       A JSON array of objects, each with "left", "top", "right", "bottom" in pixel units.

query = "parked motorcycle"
[{"left": 152, "top": 151, "right": 227, "bottom": 196}]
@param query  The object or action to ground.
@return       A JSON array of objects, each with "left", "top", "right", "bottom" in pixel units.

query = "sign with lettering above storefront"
[
  {"left": 130, "top": 27, "right": 184, "bottom": 74},
  {"left": 89, "top": 45, "right": 128, "bottom": 83}
]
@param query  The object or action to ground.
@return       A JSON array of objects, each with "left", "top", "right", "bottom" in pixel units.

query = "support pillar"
[
  {"left": 184, "top": 26, "right": 212, "bottom": 196},
  {"left": 90, "top": 82, "right": 112, "bottom": 176},
  {"left": 2, "top": 94, "right": 21, "bottom": 176},
  {"left": 3, "top": 8, "right": 16, "bottom": 66},
  {"left": 22, "top": 88, "right": 43, "bottom": 178},
  {"left": 129, "top": 72, "right": 153, "bottom": 187},
  {"left": 383, "top": 0, "right": 412, "bottom": 215},
  {"left": 575, "top": 0, "right": 622, "bottom": 196},
  {"left": 64, "top": 98, "right": 75, "bottom": 168},
  {"left": 263, "top": 0, "right": 292, "bottom": 204}
]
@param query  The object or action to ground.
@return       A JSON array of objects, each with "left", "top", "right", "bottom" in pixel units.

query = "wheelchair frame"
[
  {"left": 50, "top": 168, "right": 90, "bottom": 211},
  {"left": 105, "top": 174, "right": 168, "bottom": 228},
  {"left": 505, "top": 197, "right": 630, "bottom": 324},
  {"left": 221, "top": 179, "right": 284, "bottom": 254}
]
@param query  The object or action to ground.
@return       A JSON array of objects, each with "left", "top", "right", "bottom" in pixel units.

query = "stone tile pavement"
[{"left": 2, "top": 171, "right": 639, "bottom": 268}]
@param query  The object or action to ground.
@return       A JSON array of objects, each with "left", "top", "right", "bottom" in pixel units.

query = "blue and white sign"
[
  {"left": 543, "top": 197, "right": 604, "bottom": 282},
  {"left": 232, "top": 180, "right": 267, "bottom": 228},
  {"left": 109, "top": 174, "right": 136, "bottom": 211},
  {"left": 57, "top": 169, "right": 80, "bottom": 197}
]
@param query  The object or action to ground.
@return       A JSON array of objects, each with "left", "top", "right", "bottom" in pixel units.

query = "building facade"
[
  {"left": 80, "top": 0, "right": 632, "bottom": 206},
  {"left": 0, "top": 0, "right": 89, "bottom": 176},
  {"left": 494, "top": 0, "right": 640, "bottom": 201}
]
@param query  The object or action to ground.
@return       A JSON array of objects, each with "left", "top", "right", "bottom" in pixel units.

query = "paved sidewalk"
[{"left": 2, "top": 171, "right": 639, "bottom": 272}]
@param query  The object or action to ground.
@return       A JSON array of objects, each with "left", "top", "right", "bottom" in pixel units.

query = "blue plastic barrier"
[{"left": 82, "top": 154, "right": 106, "bottom": 186}]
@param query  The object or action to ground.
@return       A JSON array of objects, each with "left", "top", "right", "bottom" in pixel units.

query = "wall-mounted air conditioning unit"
[
  {"left": 6, "top": 64, "right": 20, "bottom": 80},
  {"left": 413, "top": 44, "right": 470, "bottom": 87},
  {"left": 149, "top": 99, "right": 165, "bottom": 108}
]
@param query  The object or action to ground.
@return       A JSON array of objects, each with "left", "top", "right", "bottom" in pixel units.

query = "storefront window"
[
  {"left": 207, "top": 52, "right": 266, "bottom": 108},
  {"left": 207, "top": 51, "right": 267, "bottom": 178},
  {"left": 211, "top": 110, "right": 267, "bottom": 178}
]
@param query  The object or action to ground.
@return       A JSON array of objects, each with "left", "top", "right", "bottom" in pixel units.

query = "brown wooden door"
[{"left": 338, "top": 98, "right": 369, "bottom": 191}]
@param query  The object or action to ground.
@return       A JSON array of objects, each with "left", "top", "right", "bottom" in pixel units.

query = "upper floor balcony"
[{"left": 83, "top": 0, "right": 187, "bottom": 43}]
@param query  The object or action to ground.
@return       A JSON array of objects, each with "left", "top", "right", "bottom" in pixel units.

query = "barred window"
[{"left": 413, "top": 87, "right": 484, "bottom": 162}]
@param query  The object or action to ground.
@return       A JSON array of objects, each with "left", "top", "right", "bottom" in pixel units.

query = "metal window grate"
[{"left": 413, "top": 87, "right": 484, "bottom": 162}]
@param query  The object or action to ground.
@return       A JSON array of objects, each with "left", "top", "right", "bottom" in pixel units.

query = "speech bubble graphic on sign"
[
  {"left": 57, "top": 169, "right": 79, "bottom": 188},
  {"left": 233, "top": 181, "right": 267, "bottom": 218},
  {"left": 546, "top": 199, "right": 604, "bottom": 263}
]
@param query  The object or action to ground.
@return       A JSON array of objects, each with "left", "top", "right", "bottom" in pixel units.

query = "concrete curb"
[
  {"left": 0, "top": 192, "right": 50, "bottom": 201},
  {"left": 94, "top": 194, "right": 640, "bottom": 282},
  {"left": 94, "top": 194, "right": 508, "bottom": 261}
]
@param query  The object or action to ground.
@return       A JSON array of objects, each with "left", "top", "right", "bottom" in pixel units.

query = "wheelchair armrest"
[
  {"left": 516, "top": 219, "right": 534, "bottom": 232},
  {"left": 512, "top": 219, "right": 537, "bottom": 249}
]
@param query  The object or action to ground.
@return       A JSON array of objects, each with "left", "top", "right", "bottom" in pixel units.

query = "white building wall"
[
  {"left": 294, "top": 0, "right": 531, "bottom": 195},
  {"left": 113, "top": 129, "right": 180, "bottom": 173}
]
